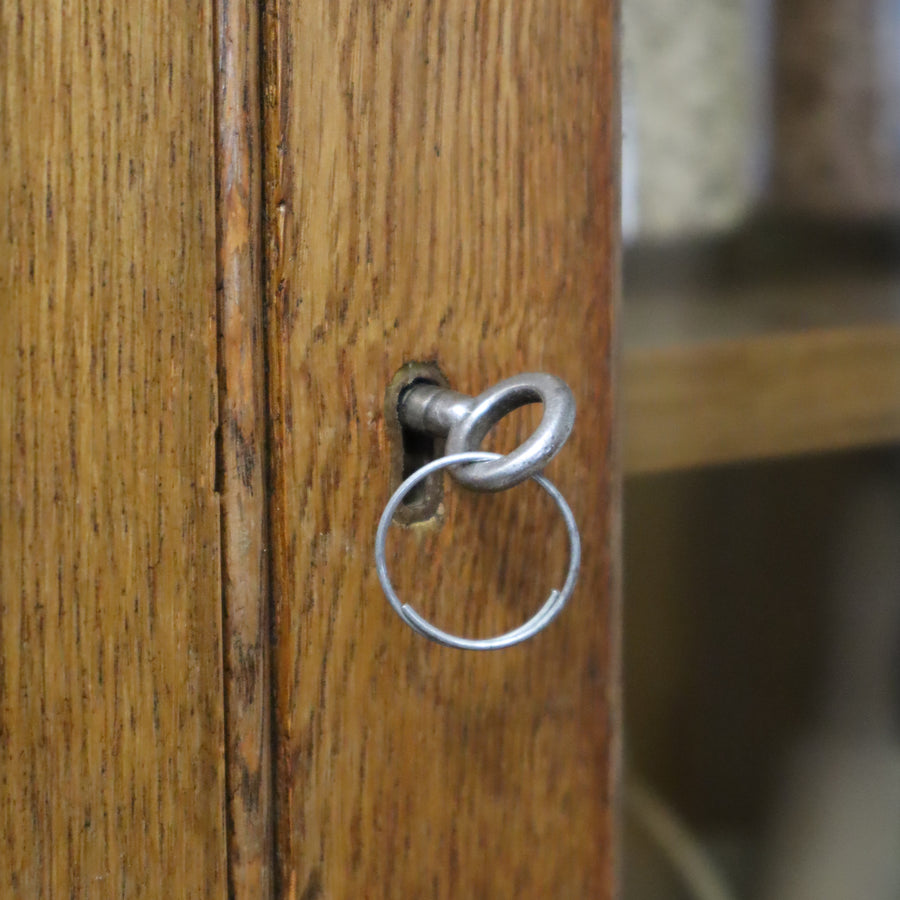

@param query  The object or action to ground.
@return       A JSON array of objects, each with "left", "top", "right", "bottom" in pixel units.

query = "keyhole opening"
[
  {"left": 399, "top": 383, "right": 440, "bottom": 508},
  {"left": 385, "top": 362, "right": 450, "bottom": 525}
]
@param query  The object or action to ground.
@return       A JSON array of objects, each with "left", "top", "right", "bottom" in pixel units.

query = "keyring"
[{"left": 375, "top": 451, "right": 581, "bottom": 650}]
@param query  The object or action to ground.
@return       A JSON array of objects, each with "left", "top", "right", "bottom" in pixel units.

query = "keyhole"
[{"left": 384, "top": 362, "right": 450, "bottom": 525}]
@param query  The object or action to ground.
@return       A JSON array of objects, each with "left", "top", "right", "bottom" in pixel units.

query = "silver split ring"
[{"left": 375, "top": 451, "right": 581, "bottom": 650}]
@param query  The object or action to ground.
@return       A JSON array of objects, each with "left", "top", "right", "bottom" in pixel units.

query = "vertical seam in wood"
[
  {"left": 213, "top": 0, "right": 275, "bottom": 895},
  {"left": 259, "top": 0, "right": 286, "bottom": 893}
]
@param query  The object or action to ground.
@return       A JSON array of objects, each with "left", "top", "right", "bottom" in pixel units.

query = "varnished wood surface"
[
  {"left": 215, "top": 0, "right": 274, "bottom": 894},
  {"left": 0, "top": 2, "right": 226, "bottom": 895},
  {"left": 625, "top": 325, "right": 900, "bottom": 474},
  {"left": 263, "top": 2, "right": 618, "bottom": 897}
]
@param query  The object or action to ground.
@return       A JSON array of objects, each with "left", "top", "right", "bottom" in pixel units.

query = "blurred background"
[{"left": 620, "top": 1, "right": 900, "bottom": 898}]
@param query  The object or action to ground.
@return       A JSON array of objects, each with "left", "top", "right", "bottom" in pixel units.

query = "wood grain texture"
[
  {"left": 215, "top": 0, "right": 274, "bottom": 895},
  {"left": 0, "top": 1, "right": 226, "bottom": 895},
  {"left": 625, "top": 326, "right": 900, "bottom": 474},
  {"left": 262, "top": 2, "right": 618, "bottom": 897}
]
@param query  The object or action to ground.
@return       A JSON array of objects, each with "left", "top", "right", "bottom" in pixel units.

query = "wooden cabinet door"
[
  {"left": 262, "top": 2, "right": 619, "bottom": 897},
  {"left": 2, "top": 1, "right": 617, "bottom": 896},
  {"left": 0, "top": 1, "right": 226, "bottom": 894}
]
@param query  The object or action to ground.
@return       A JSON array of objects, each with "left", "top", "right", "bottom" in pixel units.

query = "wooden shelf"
[{"left": 624, "top": 267, "right": 900, "bottom": 474}]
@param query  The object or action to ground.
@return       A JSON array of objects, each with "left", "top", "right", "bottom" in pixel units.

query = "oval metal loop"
[
  {"left": 375, "top": 451, "right": 581, "bottom": 651},
  {"left": 444, "top": 373, "right": 575, "bottom": 491}
]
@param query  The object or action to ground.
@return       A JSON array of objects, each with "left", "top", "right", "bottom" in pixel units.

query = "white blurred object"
[
  {"left": 761, "top": 739, "right": 900, "bottom": 900},
  {"left": 760, "top": 476, "right": 900, "bottom": 900},
  {"left": 625, "top": 777, "right": 737, "bottom": 900},
  {"left": 621, "top": 69, "right": 641, "bottom": 244},
  {"left": 622, "top": 0, "right": 771, "bottom": 242}
]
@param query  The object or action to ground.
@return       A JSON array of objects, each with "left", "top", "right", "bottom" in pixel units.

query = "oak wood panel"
[
  {"left": 215, "top": 0, "right": 274, "bottom": 895},
  {"left": 263, "top": 2, "right": 618, "bottom": 897},
  {"left": 0, "top": 2, "right": 226, "bottom": 894},
  {"left": 625, "top": 326, "right": 900, "bottom": 474}
]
